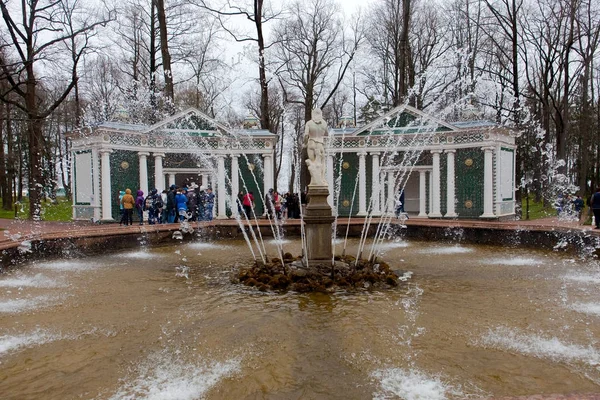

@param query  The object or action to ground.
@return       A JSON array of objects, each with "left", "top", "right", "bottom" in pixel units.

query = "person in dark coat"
[
  {"left": 135, "top": 190, "right": 145, "bottom": 225},
  {"left": 166, "top": 185, "right": 177, "bottom": 223},
  {"left": 145, "top": 188, "right": 159, "bottom": 225},
  {"left": 186, "top": 186, "right": 198, "bottom": 221},
  {"left": 591, "top": 187, "right": 600, "bottom": 229},
  {"left": 204, "top": 188, "right": 215, "bottom": 221},
  {"left": 197, "top": 186, "right": 206, "bottom": 221}
]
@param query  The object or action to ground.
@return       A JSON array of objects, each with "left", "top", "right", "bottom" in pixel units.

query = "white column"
[
  {"left": 387, "top": 171, "right": 395, "bottom": 215},
  {"left": 99, "top": 149, "right": 113, "bottom": 221},
  {"left": 430, "top": 150, "right": 443, "bottom": 217},
  {"left": 217, "top": 155, "right": 227, "bottom": 219},
  {"left": 429, "top": 171, "right": 433, "bottom": 214},
  {"left": 168, "top": 173, "right": 176, "bottom": 188},
  {"left": 371, "top": 152, "right": 381, "bottom": 215},
  {"left": 200, "top": 174, "right": 207, "bottom": 188},
  {"left": 231, "top": 155, "right": 240, "bottom": 215},
  {"left": 153, "top": 153, "right": 165, "bottom": 193},
  {"left": 445, "top": 149, "right": 457, "bottom": 217},
  {"left": 419, "top": 170, "right": 427, "bottom": 217},
  {"left": 262, "top": 154, "right": 273, "bottom": 195},
  {"left": 91, "top": 149, "right": 101, "bottom": 221},
  {"left": 357, "top": 151, "right": 367, "bottom": 216},
  {"left": 380, "top": 172, "right": 386, "bottom": 214},
  {"left": 138, "top": 152, "right": 149, "bottom": 196},
  {"left": 326, "top": 154, "right": 334, "bottom": 207},
  {"left": 481, "top": 146, "right": 496, "bottom": 218}
]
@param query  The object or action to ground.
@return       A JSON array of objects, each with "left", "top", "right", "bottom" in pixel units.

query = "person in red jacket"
[{"left": 242, "top": 191, "right": 254, "bottom": 219}]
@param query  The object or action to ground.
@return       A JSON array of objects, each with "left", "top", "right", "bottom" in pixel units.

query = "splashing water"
[
  {"left": 0, "top": 295, "right": 59, "bottom": 313},
  {"left": 417, "top": 246, "right": 473, "bottom": 255},
  {"left": 0, "top": 329, "right": 62, "bottom": 356},
  {"left": 33, "top": 260, "right": 104, "bottom": 272},
  {"left": 479, "top": 326, "right": 600, "bottom": 367},
  {"left": 372, "top": 368, "right": 465, "bottom": 400},
  {"left": 563, "top": 272, "right": 600, "bottom": 285},
  {"left": 107, "top": 351, "right": 241, "bottom": 400},
  {"left": 120, "top": 251, "right": 162, "bottom": 260},
  {"left": 0, "top": 273, "right": 64, "bottom": 288},
  {"left": 480, "top": 257, "right": 542, "bottom": 266},
  {"left": 569, "top": 302, "right": 600, "bottom": 317}
]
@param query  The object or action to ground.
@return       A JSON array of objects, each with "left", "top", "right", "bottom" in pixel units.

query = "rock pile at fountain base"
[{"left": 234, "top": 253, "right": 402, "bottom": 293}]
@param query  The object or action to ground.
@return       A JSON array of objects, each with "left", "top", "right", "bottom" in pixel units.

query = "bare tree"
[
  {"left": 195, "top": 0, "right": 281, "bottom": 132},
  {"left": 0, "top": 0, "right": 114, "bottom": 219},
  {"left": 274, "top": 0, "right": 363, "bottom": 122}
]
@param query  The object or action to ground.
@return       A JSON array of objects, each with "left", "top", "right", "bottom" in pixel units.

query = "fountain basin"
[{"left": 1, "top": 237, "right": 600, "bottom": 399}]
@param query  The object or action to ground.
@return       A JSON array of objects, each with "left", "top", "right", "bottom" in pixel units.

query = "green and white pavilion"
[
  {"left": 69, "top": 108, "right": 277, "bottom": 221},
  {"left": 326, "top": 105, "right": 516, "bottom": 219},
  {"left": 69, "top": 105, "right": 516, "bottom": 221}
]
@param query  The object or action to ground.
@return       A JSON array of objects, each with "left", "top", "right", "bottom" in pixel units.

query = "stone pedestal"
[{"left": 303, "top": 185, "right": 335, "bottom": 266}]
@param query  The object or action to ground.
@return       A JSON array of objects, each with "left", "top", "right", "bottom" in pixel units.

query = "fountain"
[
  {"left": 2, "top": 105, "right": 600, "bottom": 400},
  {"left": 303, "top": 108, "right": 335, "bottom": 267}
]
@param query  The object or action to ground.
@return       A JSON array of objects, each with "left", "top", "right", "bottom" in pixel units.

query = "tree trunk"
[
  {"left": 397, "top": 0, "right": 411, "bottom": 104},
  {"left": 155, "top": 0, "right": 174, "bottom": 105},
  {"left": 0, "top": 102, "right": 7, "bottom": 210}
]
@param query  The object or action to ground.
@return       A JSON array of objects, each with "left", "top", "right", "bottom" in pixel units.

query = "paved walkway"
[{"left": 0, "top": 215, "right": 595, "bottom": 251}]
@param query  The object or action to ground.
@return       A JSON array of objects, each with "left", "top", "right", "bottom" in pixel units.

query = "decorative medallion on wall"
[
  {"left": 342, "top": 161, "right": 350, "bottom": 170},
  {"left": 465, "top": 158, "right": 473, "bottom": 167},
  {"left": 248, "top": 163, "right": 255, "bottom": 171},
  {"left": 464, "top": 200, "right": 473, "bottom": 208},
  {"left": 141, "top": 138, "right": 148, "bottom": 146},
  {"left": 433, "top": 136, "right": 440, "bottom": 144},
  {"left": 359, "top": 139, "right": 365, "bottom": 146},
  {"left": 103, "top": 134, "right": 110, "bottom": 142},
  {"left": 156, "top": 139, "right": 164, "bottom": 147},
  {"left": 265, "top": 141, "right": 272, "bottom": 148},
  {"left": 447, "top": 136, "right": 454, "bottom": 143},
  {"left": 342, "top": 199, "right": 350, "bottom": 207},
  {"left": 484, "top": 133, "right": 490, "bottom": 139},
  {"left": 372, "top": 139, "right": 379, "bottom": 146},
  {"left": 120, "top": 161, "right": 130, "bottom": 170}
]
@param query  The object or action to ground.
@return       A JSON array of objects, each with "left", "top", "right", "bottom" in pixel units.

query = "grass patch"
[
  {"left": 0, "top": 197, "right": 72, "bottom": 221},
  {"left": 521, "top": 195, "right": 556, "bottom": 220}
]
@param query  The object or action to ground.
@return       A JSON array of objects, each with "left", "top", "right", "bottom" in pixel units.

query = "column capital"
[
  {"left": 138, "top": 151, "right": 150, "bottom": 157},
  {"left": 262, "top": 153, "right": 272, "bottom": 159},
  {"left": 444, "top": 149, "right": 456, "bottom": 154},
  {"left": 99, "top": 148, "right": 113, "bottom": 155},
  {"left": 153, "top": 152, "right": 165, "bottom": 158},
  {"left": 231, "top": 153, "right": 240, "bottom": 158},
  {"left": 369, "top": 152, "right": 381, "bottom": 156},
  {"left": 481, "top": 146, "right": 496, "bottom": 152},
  {"left": 358, "top": 150, "right": 368, "bottom": 157},
  {"left": 430, "top": 149, "right": 443, "bottom": 154}
]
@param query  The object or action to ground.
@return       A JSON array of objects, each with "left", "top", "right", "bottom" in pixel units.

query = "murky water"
[{"left": 1, "top": 238, "right": 600, "bottom": 399}]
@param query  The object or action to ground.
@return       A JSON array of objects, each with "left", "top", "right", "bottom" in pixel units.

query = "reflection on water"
[{"left": 0, "top": 238, "right": 599, "bottom": 399}]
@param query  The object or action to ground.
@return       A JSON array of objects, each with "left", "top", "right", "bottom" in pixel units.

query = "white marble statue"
[{"left": 304, "top": 108, "right": 328, "bottom": 186}]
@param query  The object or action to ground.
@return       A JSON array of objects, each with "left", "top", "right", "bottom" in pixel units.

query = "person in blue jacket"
[{"left": 176, "top": 188, "right": 188, "bottom": 222}]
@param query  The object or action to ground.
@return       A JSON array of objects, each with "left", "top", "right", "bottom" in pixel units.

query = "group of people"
[
  {"left": 237, "top": 189, "right": 304, "bottom": 221},
  {"left": 118, "top": 185, "right": 307, "bottom": 225},
  {"left": 555, "top": 193, "right": 585, "bottom": 220},
  {"left": 118, "top": 184, "right": 215, "bottom": 225}
]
